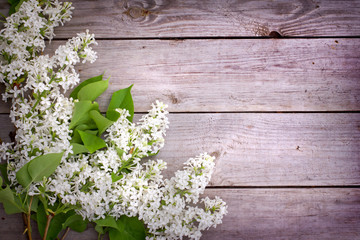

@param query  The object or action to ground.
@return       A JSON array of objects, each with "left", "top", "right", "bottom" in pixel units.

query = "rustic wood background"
[{"left": 1, "top": 0, "right": 360, "bottom": 239}]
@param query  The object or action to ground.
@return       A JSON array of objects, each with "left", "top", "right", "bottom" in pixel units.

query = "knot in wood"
[
  {"left": 123, "top": 6, "right": 151, "bottom": 19},
  {"left": 269, "top": 31, "right": 282, "bottom": 38}
]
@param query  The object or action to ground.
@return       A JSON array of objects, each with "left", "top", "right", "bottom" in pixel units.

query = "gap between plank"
[
  {"left": 162, "top": 111, "right": 360, "bottom": 114},
  {"left": 206, "top": 185, "right": 360, "bottom": 189},
  {"left": 1, "top": 111, "right": 359, "bottom": 116},
  {"left": 50, "top": 36, "right": 360, "bottom": 41}
]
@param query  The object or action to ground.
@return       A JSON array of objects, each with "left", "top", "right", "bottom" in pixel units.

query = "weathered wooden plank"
[
  {"left": 1, "top": 113, "right": 359, "bottom": 186},
  {"left": 1, "top": 188, "right": 359, "bottom": 239},
  {"left": 202, "top": 188, "right": 360, "bottom": 240},
  {"left": 1, "top": 38, "right": 359, "bottom": 113},
  {"left": 1, "top": 0, "right": 359, "bottom": 37},
  {"left": 156, "top": 113, "right": 360, "bottom": 186}
]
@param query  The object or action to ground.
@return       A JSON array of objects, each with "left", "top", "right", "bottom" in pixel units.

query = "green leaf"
[
  {"left": 85, "top": 130, "right": 98, "bottom": 135},
  {"left": 70, "top": 74, "right": 104, "bottom": 100},
  {"left": 111, "top": 172, "right": 123, "bottom": 183},
  {"left": 106, "top": 110, "right": 121, "bottom": 123},
  {"left": 0, "top": 163, "right": 10, "bottom": 185},
  {"left": 95, "top": 225, "right": 105, "bottom": 235},
  {"left": 37, "top": 201, "right": 47, "bottom": 237},
  {"left": 95, "top": 216, "right": 118, "bottom": 230},
  {"left": 0, "top": 186, "right": 23, "bottom": 214},
  {"left": 30, "top": 196, "right": 39, "bottom": 213},
  {"left": 38, "top": 194, "right": 48, "bottom": 212},
  {"left": 47, "top": 213, "right": 68, "bottom": 240},
  {"left": 70, "top": 123, "right": 97, "bottom": 144},
  {"left": 78, "top": 130, "right": 106, "bottom": 153},
  {"left": 71, "top": 143, "right": 89, "bottom": 155},
  {"left": 77, "top": 78, "right": 109, "bottom": 102},
  {"left": 146, "top": 150, "right": 160, "bottom": 157},
  {"left": 69, "top": 101, "right": 99, "bottom": 129},
  {"left": 16, "top": 152, "right": 64, "bottom": 189},
  {"left": 70, "top": 129, "right": 83, "bottom": 144},
  {"left": 108, "top": 216, "right": 145, "bottom": 240},
  {"left": 106, "top": 85, "right": 134, "bottom": 122},
  {"left": 7, "top": 0, "right": 23, "bottom": 15},
  {"left": 62, "top": 214, "right": 87, "bottom": 232},
  {"left": 80, "top": 181, "right": 95, "bottom": 193},
  {"left": 72, "top": 129, "right": 98, "bottom": 145},
  {"left": 89, "top": 110, "right": 114, "bottom": 135},
  {"left": 115, "top": 147, "right": 125, "bottom": 158},
  {"left": 28, "top": 153, "right": 63, "bottom": 183},
  {"left": 75, "top": 122, "right": 98, "bottom": 132},
  {"left": 14, "top": 0, "right": 25, "bottom": 12},
  {"left": 15, "top": 162, "right": 32, "bottom": 189}
]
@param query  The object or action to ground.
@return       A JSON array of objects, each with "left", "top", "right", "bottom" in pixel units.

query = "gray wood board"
[
  {"left": 1, "top": 188, "right": 359, "bottom": 239},
  {"left": 1, "top": 113, "right": 359, "bottom": 186},
  {"left": 1, "top": 39, "right": 359, "bottom": 113},
  {"left": 1, "top": 0, "right": 359, "bottom": 37}
]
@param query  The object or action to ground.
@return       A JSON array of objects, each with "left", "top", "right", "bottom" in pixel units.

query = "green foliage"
[
  {"left": 37, "top": 203, "right": 64, "bottom": 240},
  {"left": 108, "top": 216, "right": 146, "bottom": 240},
  {"left": 106, "top": 85, "right": 134, "bottom": 122},
  {"left": 37, "top": 201, "right": 86, "bottom": 239},
  {"left": 0, "top": 163, "right": 10, "bottom": 185},
  {"left": 7, "top": 0, "right": 25, "bottom": 15},
  {"left": 95, "top": 215, "right": 145, "bottom": 240},
  {"left": 68, "top": 77, "right": 135, "bottom": 163},
  {"left": 77, "top": 78, "right": 109, "bottom": 102},
  {"left": 95, "top": 216, "right": 119, "bottom": 230},
  {"left": 78, "top": 130, "right": 106, "bottom": 153},
  {"left": 89, "top": 110, "right": 114, "bottom": 135},
  {"left": 111, "top": 172, "right": 123, "bottom": 183},
  {"left": 146, "top": 150, "right": 160, "bottom": 157},
  {"left": 62, "top": 214, "right": 88, "bottom": 232},
  {"left": 16, "top": 152, "right": 64, "bottom": 189},
  {"left": 70, "top": 143, "right": 89, "bottom": 155},
  {"left": 36, "top": 202, "right": 47, "bottom": 237},
  {"left": 0, "top": 185, "right": 23, "bottom": 214},
  {"left": 70, "top": 74, "right": 104, "bottom": 100},
  {"left": 1, "top": 74, "right": 139, "bottom": 239},
  {"left": 69, "top": 100, "right": 99, "bottom": 129},
  {"left": 95, "top": 224, "right": 105, "bottom": 235},
  {"left": 30, "top": 196, "right": 39, "bottom": 213},
  {"left": 70, "top": 123, "right": 97, "bottom": 144},
  {"left": 115, "top": 147, "right": 125, "bottom": 158}
]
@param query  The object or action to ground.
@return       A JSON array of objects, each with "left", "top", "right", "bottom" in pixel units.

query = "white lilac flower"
[
  {"left": 0, "top": 0, "right": 97, "bottom": 195},
  {"left": 48, "top": 102, "right": 170, "bottom": 220},
  {"left": 0, "top": 0, "right": 227, "bottom": 238},
  {"left": 0, "top": 0, "right": 74, "bottom": 100},
  {"left": 140, "top": 153, "right": 227, "bottom": 240},
  {"left": 106, "top": 100, "right": 169, "bottom": 161}
]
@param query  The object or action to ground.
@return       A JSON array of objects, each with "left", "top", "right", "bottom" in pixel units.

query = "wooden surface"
[
  {"left": 2, "top": 189, "right": 360, "bottom": 240},
  {"left": 2, "top": 38, "right": 360, "bottom": 113},
  {"left": 1, "top": 113, "right": 360, "bottom": 186},
  {"left": 1, "top": 0, "right": 360, "bottom": 239},
  {"left": 2, "top": 0, "right": 359, "bottom": 37}
]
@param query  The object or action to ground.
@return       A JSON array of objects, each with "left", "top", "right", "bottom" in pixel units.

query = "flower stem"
[
  {"left": 26, "top": 196, "right": 33, "bottom": 240},
  {"left": 22, "top": 213, "right": 29, "bottom": 237},
  {"left": 43, "top": 213, "right": 53, "bottom": 240},
  {"left": 60, "top": 227, "right": 70, "bottom": 240}
]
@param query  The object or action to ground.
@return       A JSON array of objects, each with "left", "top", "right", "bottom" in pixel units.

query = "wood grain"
[
  {"left": 1, "top": 188, "right": 359, "bottom": 239},
  {"left": 1, "top": 38, "right": 359, "bottom": 113},
  {"left": 202, "top": 188, "right": 360, "bottom": 240},
  {"left": 1, "top": 113, "right": 359, "bottom": 186},
  {"left": 1, "top": 0, "right": 359, "bottom": 38},
  {"left": 0, "top": 1, "right": 359, "bottom": 239}
]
